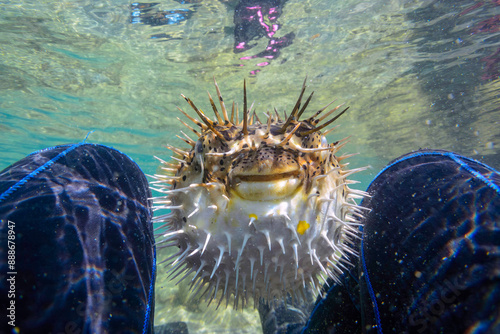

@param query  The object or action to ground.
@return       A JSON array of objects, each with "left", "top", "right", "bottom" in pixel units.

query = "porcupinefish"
[{"left": 150, "top": 79, "right": 367, "bottom": 309}]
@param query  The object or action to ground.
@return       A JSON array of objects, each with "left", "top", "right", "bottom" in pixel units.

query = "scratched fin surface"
[{"left": 360, "top": 150, "right": 500, "bottom": 333}]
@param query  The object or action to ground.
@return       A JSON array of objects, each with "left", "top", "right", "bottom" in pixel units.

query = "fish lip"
[
  {"left": 234, "top": 170, "right": 302, "bottom": 182},
  {"left": 228, "top": 170, "right": 304, "bottom": 201}
]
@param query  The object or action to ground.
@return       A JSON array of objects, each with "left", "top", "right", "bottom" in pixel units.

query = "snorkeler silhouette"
[
  {"left": 131, "top": 1, "right": 295, "bottom": 75},
  {"left": 233, "top": 0, "right": 294, "bottom": 75}
]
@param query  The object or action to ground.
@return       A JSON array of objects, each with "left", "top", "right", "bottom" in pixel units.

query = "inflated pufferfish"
[{"left": 150, "top": 79, "right": 368, "bottom": 309}]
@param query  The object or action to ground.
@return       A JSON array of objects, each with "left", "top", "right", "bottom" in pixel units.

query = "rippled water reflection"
[{"left": 1, "top": 0, "right": 499, "bottom": 332}]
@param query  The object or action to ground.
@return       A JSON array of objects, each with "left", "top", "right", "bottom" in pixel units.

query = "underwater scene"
[{"left": 1, "top": 0, "right": 499, "bottom": 333}]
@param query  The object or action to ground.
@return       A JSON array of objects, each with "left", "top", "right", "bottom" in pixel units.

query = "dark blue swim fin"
[
  {"left": 0, "top": 143, "right": 156, "bottom": 334},
  {"left": 360, "top": 149, "right": 500, "bottom": 333}
]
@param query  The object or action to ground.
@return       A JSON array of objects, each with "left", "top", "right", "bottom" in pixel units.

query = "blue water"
[{"left": 1, "top": 0, "right": 499, "bottom": 332}]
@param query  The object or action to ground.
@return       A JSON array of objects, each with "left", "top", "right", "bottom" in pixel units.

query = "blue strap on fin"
[
  {"left": 361, "top": 229, "right": 383, "bottom": 334},
  {"left": 143, "top": 246, "right": 156, "bottom": 334},
  {"left": 0, "top": 132, "right": 97, "bottom": 203},
  {"left": 0, "top": 143, "right": 84, "bottom": 204},
  {"left": 369, "top": 150, "right": 499, "bottom": 194}
]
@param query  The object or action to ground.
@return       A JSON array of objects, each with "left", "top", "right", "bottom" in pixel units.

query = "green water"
[{"left": 1, "top": 0, "right": 499, "bottom": 332}]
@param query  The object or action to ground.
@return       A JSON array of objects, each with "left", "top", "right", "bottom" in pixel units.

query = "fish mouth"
[{"left": 229, "top": 170, "right": 303, "bottom": 201}]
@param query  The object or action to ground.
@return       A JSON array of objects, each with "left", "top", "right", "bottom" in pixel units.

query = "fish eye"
[{"left": 195, "top": 141, "right": 203, "bottom": 153}]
